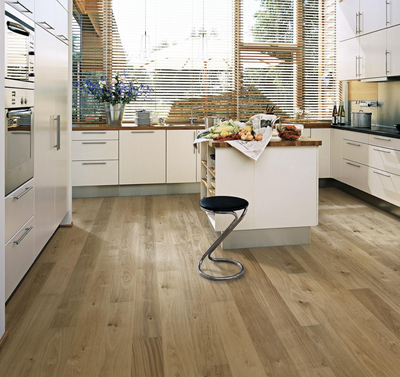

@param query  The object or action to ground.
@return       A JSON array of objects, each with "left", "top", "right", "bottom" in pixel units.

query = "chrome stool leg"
[{"left": 198, "top": 207, "right": 248, "bottom": 281}]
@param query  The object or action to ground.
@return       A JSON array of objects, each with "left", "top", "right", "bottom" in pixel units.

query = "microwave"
[{"left": 5, "top": 4, "right": 35, "bottom": 83}]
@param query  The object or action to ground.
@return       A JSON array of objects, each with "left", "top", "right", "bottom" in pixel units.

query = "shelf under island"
[{"left": 199, "top": 137, "right": 323, "bottom": 249}]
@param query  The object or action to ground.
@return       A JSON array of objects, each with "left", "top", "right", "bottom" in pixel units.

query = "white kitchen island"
[{"left": 200, "top": 137, "right": 322, "bottom": 249}]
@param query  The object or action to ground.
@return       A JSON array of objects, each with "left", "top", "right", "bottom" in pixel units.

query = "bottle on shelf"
[
  {"left": 340, "top": 102, "right": 346, "bottom": 125},
  {"left": 331, "top": 103, "right": 338, "bottom": 125}
]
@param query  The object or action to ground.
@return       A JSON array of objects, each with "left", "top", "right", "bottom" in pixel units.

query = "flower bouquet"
[{"left": 80, "top": 72, "right": 153, "bottom": 126}]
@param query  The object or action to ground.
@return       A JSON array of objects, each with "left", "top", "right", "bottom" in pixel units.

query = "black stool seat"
[{"left": 200, "top": 196, "right": 249, "bottom": 212}]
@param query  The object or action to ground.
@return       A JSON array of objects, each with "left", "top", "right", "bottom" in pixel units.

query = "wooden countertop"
[
  {"left": 72, "top": 124, "right": 205, "bottom": 131},
  {"left": 209, "top": 137, "right": 322, "bottom": 148}
]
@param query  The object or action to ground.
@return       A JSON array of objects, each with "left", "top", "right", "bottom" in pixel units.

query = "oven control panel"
[{"left": 4, "top": 87, "right": 34, "bottom": 109}]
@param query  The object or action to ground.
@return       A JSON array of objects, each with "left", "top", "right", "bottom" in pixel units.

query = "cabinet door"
[
  {"left": 359, "top": 0, "right": 387, "bottom": 34},
  {"left": 359, "top": 30, "right": 387, "bottom": 79},
  {"left": 6, "top": 0, "right": 34, "bottom": 20},
  {"left": 35, "top": 0, "right": 55, "bottom": 31},
  {"left": 54, "top": 38, "right": 69, "bottom": 225},
  {"left": 337, "top": 0, "right": 359, "bottom": 41},
  {"left": 331, "top": 129, "right": 343, "bottom": 181},
  {"left": 120, "top": 130, "right": 166, "bottom": 184},
  {"left": 311, "top": 129, "right": 331, "bottom": 178},
  {"left": 337, "top": 38, "right": 359, "bottom": 80},
  {"left": 35, "top": 26, "right": 56, "bottom": 254},
  {"left": 167, "top": 130, "right": 197, "bottom": 183},
  {"left": 387, "top": 0, "right": 400, "bottom": 27},
  {"left": 342, "top": 159, "right": 370, "bottom": 192},
  {"left": 386, "top": 25, "right": 400, "bottom": 77},
  {"left": 54, "top": 0, "right": 68, "bottom": 42},
  {"left": 196, "top": 146, "right": 202, "bottom": 183}
]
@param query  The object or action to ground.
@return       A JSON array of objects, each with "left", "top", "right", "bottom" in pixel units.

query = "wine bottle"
[
  {"left": 332, "top": 103, "right": 338, "bottom": 125},
  {"left": 340, "top": 102, "right": 346, "bottom": 125}
]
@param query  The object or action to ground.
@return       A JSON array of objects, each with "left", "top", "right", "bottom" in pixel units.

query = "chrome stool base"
[{"left": 198, "top": 207, "right": 247, "bottom": 281}]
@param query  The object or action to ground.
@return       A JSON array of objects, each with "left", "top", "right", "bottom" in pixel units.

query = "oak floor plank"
[
  {"left": 131, "top": 337, "right": 164, "bottom": 377},
  {"left": 299, "top": 366, "right": 337, "bottom": 377}
]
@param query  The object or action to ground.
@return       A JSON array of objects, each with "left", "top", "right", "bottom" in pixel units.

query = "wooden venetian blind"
[{"left": 72, "top": 0, "right": 337, "bottom": 123}]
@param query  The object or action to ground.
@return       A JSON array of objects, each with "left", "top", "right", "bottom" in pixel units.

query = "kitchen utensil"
[
  {"left": 352, "top": 110, "right": 372, "bottom": 128},
  {"left": 204, "top": 116, "right": 221, "bottom": 128}
]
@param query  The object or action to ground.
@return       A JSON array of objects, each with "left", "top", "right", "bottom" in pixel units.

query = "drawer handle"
[
  {"left": 13, "top": 226, "right": 33, "bottom": 245},
  {"left": 57, "top": 35, "right": 68, "bottom": 41},
  {"left": 6, "top": 1, "right": 32, "bottom": 13},
  {"left": 373, "top": 136, "right": 391, "bottom": 141},
  {"left": 13, "top": 186, "right": 33, "bottom": 200},
  {"left": 82, "top": 162, "right": 107, "bottom": 165},
  {"left": 346, "top": 162, "right": 361, "bottom": 168},
  {"left": 82, "top": 132, "right": 106, "bottom": 134},
  {"left": 346, "top": 142, "right": 361, "bottom": 147},
  {"left": 373, "top": 148, "right": 391, "bottom": 154},
  {"left": 373, "top": 170, "right": 391, "bottom": 178},
  {"left": 131, "top": 131, "right": 154, "bottom": 133},
  {"left": 82, "top": 142, "right": 106, "bottom": 144},
  {"left": 38, "top": 21, "right": 54, "bottom": 30}
]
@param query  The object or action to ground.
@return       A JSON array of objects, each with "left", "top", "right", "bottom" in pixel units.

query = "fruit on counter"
[
  {"left": 220, "top": 130, "right": 229, "bottom": 137},
  {"left": 241, "top": 134, "right": 247, "bottom": 140},
  {"left": 246, "top": 133, "right": 254, "bottom": 141},
  {"left": 278, "top": 125, "right": 301, "bottom": 141},
  {"left": 245, "top": 125, "right": 252, "bottom": 132},
  {"left": 255, "top": 133, "right": 263, "bottom": 141}
]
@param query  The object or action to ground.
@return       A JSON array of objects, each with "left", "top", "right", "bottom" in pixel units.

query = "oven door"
[
  {"left": 5, "top": 8, "right": 35, "bottom": 82},
  {"left": 5, "top": 108, "right": 34, "bottom": 196}
]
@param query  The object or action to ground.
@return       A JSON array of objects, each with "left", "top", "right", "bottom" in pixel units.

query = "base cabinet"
[
  {"left": 119, "top": 130, "right": 166, "bottom": 185},
  {"left": 311, "top": 129, "right": 331, "bottom": 178}
]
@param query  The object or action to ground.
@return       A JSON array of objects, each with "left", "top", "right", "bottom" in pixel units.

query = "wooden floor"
[{"left": 1, "top": 188, "right": 400, "bottom": 376}]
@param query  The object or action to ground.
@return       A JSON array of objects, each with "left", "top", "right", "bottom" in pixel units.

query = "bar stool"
[{"left": 198, "top": 196, "right": 249, "bottom": 281}]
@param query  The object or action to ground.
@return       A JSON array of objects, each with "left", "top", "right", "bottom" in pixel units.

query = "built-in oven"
[
  {"left": 5, "top": 3, "right": 34, "bottom": 84},
  {"left": 5, "top": 84, "right": 34, "bottom": 196}
]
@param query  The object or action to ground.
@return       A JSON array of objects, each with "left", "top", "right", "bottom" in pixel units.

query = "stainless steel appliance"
[
  {"left": 352, "top": 110, "right": 372, "bottom": 128},
  {"left": 5, "top": 83, "right": 34, "bottom": 196},
  {"left": 5, "top": 3, "right": 35, "bottom": 84}
]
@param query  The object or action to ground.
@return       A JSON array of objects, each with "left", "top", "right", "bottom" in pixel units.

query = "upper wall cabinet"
[
  {"left": 5, "top": 0, "right": 34, "bottom": 20},
  {"left": 57, "top": 0, "right": 69, "bottom": 10},
  {"left": 359, "top": 29, "right": 387, "bottom": 79},
  {"left": 337, "top": 0, "right": 386, "bottom": 42},
  {"left": 386, "top": 25, "right": 400, "bottom": 77},
  {"left": 55, "top": 0, "right": 68, "bottom": 42},
  {"left": 337, "top": 37, "right": 359, "bottom": 80},
  {"left": 35, "top": 0, "right": 55, "bottom": 32},
  {"left": 387, "top": 1, "right": 400, "bottom": 27}
]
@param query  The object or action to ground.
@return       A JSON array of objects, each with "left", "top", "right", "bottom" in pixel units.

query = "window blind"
[{"left": 73, "top": 0, "right": 338, "bottom": 123}]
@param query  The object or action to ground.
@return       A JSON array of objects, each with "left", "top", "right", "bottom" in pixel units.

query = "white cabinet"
[
  {"left": 359, "top": 0, "right": 387, "bottom": 35},
  {"left": 119, "top": 130, "right": 166, "bottom": 185},
  {"left": 343, "top": 139, "right": 369, "bottom": 165},
  {"left": 369, "top": 167, "right": 400, "bottom": 207},
  {"left": 167, "top": 130, "right": 197, "bottom": 183},
  {"left": 54, "top": 0, "right": 68, "bottom": 42},
  {"left": 386, "top": 25, "right": 400, "bottom": 77},
  {"left": 310, "top": 129, "right": 331, "bottom": 178},
  {"left": 72, "top": 161, "right": 119, "bottom": 187},
  {"left": 342, "top": 159, "right": 370, "bottom": 192},
  {"left": 35, "top": 25, "right": 69, "bottom": 254},
  {"left": 5, "top": 0, "right": 34, "bottom": 19},
  {"left": 359, "top": 29, "right": 387, "bottom": 78},
  {"left": 5, "top": 217, "right": 35, "bottom": 300},
  {"left": 337, "top": 0, "right": 360, "bottom": 41},
  {"left": 331, "top": 129, "right": 343, "bottom": 181},
  {"left": 387, "top": 1, "right": 400, "bottom": 26},
  {"left": 337, "top": 38, "right": 359, "bottom": 80},
  {"left": 72, "top": 140, "right": 119, "bottom": 161},
  {"left": 35, "top": 0, "right": 55, "bottom": 31}
]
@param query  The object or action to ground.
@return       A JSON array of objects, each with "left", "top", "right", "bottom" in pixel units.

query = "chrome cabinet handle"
[
  {"left": 131, "top": 131, "right": 154, "bottom": 133},
  {"left": 373, "top": 148, "right": 391, "bottom": 154},
  {"left": 374, "top": 136, "right": 391, "bottom": 141},
  {"left": 13, "top": 226, "right": 33, "bottom": 245},
  {"left": 82, "top": 131, "right": 106, "bottom": 134},
  {"left": 82, "top": 162, "right": 107, "bottom": 165},
  {"left": 7, "top": 109, "right": 32, "bottom": 117},
  {"left": 6, "top": 1, "right": 32, "bottom": 13},
  {"left": 38, "top": 21, "right": 54, "bottom": 30},
  {"left": 13, "top": 186, "right": 33, "bottom": 200},
  {"left": 355, "top": 56, "right": 358, "bottom": 77},
  {"left": 387, "top": 1, "right": 391, "bottom": 25},
  {"left": 82, "top": 141, "right": 106, "bottom": 144},
  {"left": 346, "top": 142, "right": 361, "bottom": 147},
  {"left": 54, "top": 115, "right": 60, "bottom": 150},
  {"left": 356, "top": 12, "right": 359, "bottom": 34},
  {"left": 346, "top": 162, "right": 361, "bottom": 168},
  {"left": 386, "top": 50, "right": 390, "bottom": 74},
  {"left": 57, "top": 35, "right": 68, "bottom": 41},
  {"left": 373, "top": 170, "right": 391, "bottom": 178}
]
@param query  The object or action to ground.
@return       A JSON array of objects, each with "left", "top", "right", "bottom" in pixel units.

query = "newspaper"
[{"left": 194, "top": 123, "right": 273, "bottom": 161}]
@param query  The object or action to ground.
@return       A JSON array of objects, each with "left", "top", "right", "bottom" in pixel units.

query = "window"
[{"left": 72, "top": 0, "right": 338, "bottom": 123}]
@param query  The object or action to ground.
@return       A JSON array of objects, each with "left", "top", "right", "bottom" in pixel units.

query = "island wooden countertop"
[{"left": 209, "top": 137, "right": 322, "bottom": 148}]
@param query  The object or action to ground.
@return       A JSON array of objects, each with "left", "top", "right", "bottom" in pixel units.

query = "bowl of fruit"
[{"left": 277, "top": 124, "right": 302, "bottom": 141}]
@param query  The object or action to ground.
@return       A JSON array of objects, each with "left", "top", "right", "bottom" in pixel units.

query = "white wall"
[{"left": 0, "top": 0, "right": 6, "bottom": 340}]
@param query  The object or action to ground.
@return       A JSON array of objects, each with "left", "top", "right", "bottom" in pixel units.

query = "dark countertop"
[{"left": 332, "top": 125, "right": 400, "bottom": 139}]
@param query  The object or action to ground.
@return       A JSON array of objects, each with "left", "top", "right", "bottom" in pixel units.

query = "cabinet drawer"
[
  {"left": 369, "top": 167, "right": 400, "bottom": 207},
  {"left": 72, "top": 130, "right": 119, "bottom": 141},
  {"left": 368, "top": 134, "right": 400, "bottom": 151},
  {"left": 343, "top": 139, "right": 369, "bottom": 165},
  {"left": 369, "top": 145, "right": 400, "bottom": 176},
  {"left": 5, "top": 217, "right": 35, "bottom": 300},
  {"left": 343, "top": 130, "right": 369, "bottom": 144},
  {"left": 5, "top": 180, "right": 35, "bottom": 243},
  {"left": 342, "top": 159, "right": 370, "bottom": 193},
  {"left": 72, "top": 140, "right": 118, "bottom": 161},
  {"left": 72, "top": 161, "right": 118, "bottom": 186}
]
